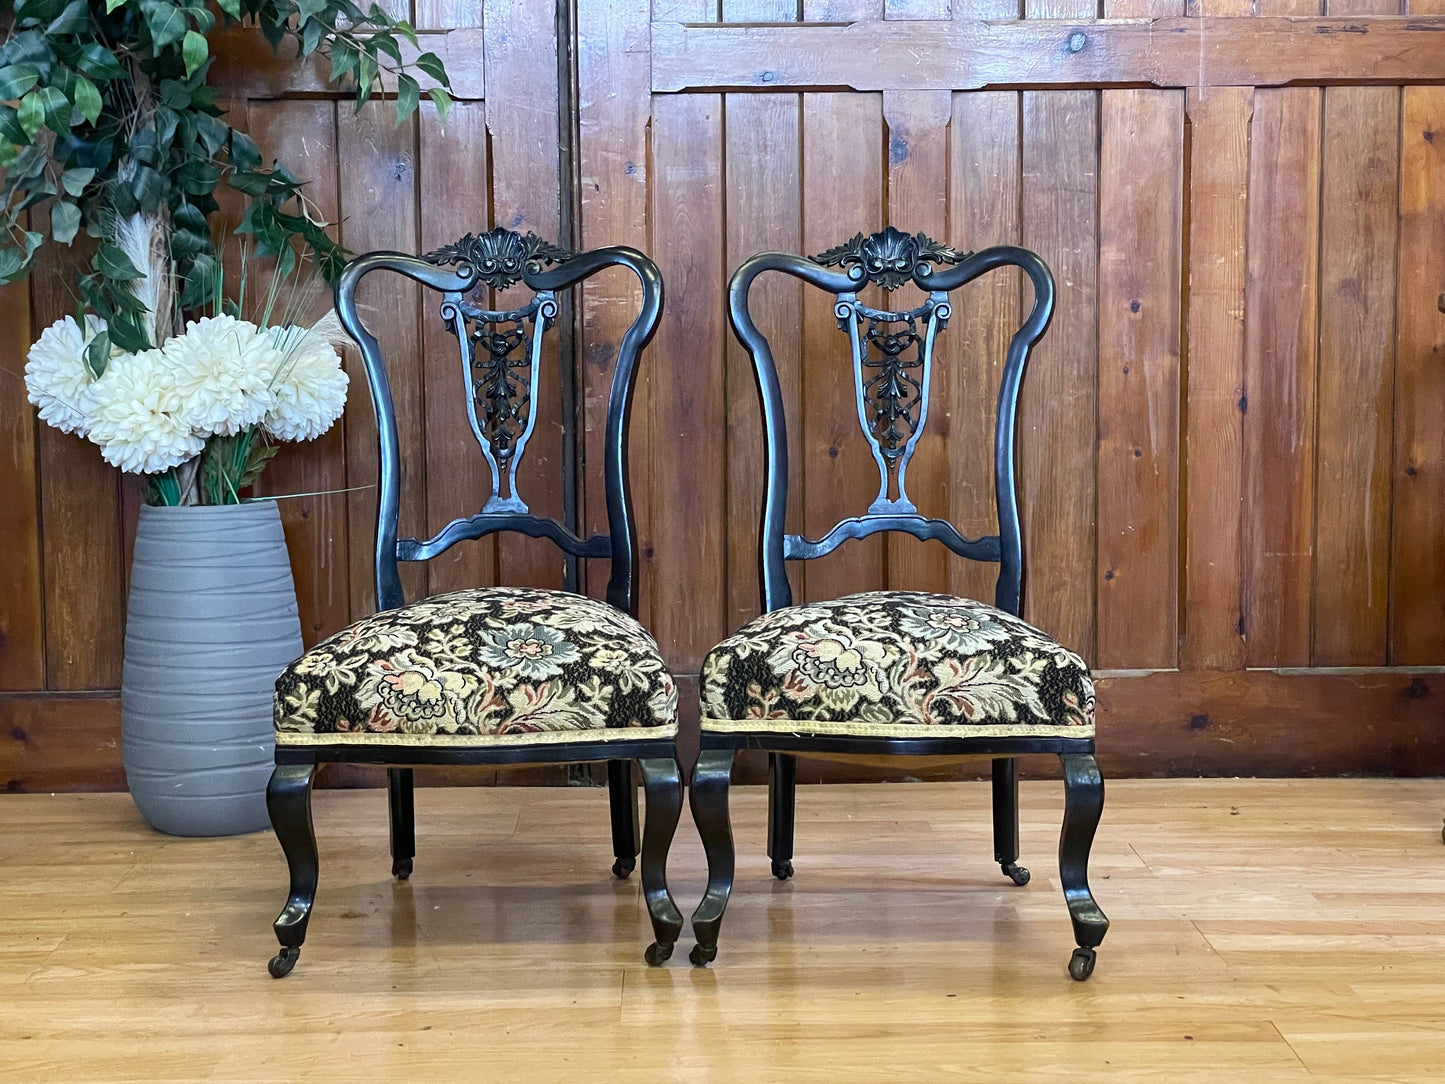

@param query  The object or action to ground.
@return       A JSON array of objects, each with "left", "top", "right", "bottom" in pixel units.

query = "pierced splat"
[
  {"left": 832, "top": 291, "right": 953, "bottom": 516},
  {"left": 426, "top": 229, "right": 575, "bottom": 514}
]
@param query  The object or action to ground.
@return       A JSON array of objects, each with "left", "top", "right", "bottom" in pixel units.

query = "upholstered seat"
[
  {"left": 700, "top": 591, "right": 1092, "bottom": 741},
  {"left": 274, "top": 587, "right": 677, "bottom": 746}
]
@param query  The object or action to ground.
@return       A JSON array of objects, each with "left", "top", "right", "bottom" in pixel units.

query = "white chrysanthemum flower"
[
  {"left": 163, "top": 315, "right": 281, "bottom": 437},
  {"left": 263, "top": 321, "right": 349, "bottom": 442},
  {"left": 25, "top": 314, "right": 108, "bottom": 436},
  {"left": 83, "top": 350, "right": 205, "bottom": 475}
]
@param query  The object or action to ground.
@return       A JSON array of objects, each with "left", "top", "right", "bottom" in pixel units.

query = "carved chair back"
[
  {"left": 335, "top": 228, "right": 663, "bottom": 617},
  {"left": 727, "top": 228, "right": 1055, "bottom": 617}
]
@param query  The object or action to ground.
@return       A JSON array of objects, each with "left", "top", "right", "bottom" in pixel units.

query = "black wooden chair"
[
  {"left": 265, "top": 228, "right": 685, "bottom": 976},
  {"left": 688, "top": 228, "right": 1109, "bottom": 980}
]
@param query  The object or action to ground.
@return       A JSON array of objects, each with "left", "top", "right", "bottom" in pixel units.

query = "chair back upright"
[
  {"left": 727, "top": 228, "right": 1055, "bottom": 616},
  {"left": 335, "top": 229, "right": 663, "bottom": 617}
]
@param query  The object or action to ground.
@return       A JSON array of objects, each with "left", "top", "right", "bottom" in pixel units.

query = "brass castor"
[
  {"left": 1068, "top": 946, "right": 1096, "bottom": 982},
  {"left": 392, "top": 857, "right": 413, "bottom": 880},
  {"left": 771, "top": 860, "right": 794, "bottom": 881},
  {"left": 1001, "top": 862, "right": 1030, "bottom": 886},
  {"left": 612, "top": 856, "right": 636, "bottom": 879},
  {"left": 644, "top": 941, "right": 674, "bottom": 966},
  {"left": 268, "top": 946, "right": 300, "bottom": 978},
  {"left": 689, "top": 943, "right": 718, "bottom": 967}
]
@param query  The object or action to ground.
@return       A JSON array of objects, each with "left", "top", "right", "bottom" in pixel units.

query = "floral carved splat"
[
  {"left": 425, "top": 228, "right": 575, "bottom": 514},
  {"left": 812, "top": 230, "right": 965, "bottom": 516}
]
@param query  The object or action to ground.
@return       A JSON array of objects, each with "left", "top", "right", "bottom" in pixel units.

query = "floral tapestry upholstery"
[
  {"left": 274, "top": 587, "right": 677, "bottom": 746},
  {"left": 700, "top": 591, "right": 1094, "bottom": 740}
]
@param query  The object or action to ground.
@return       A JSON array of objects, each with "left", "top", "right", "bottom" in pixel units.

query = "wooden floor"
[{"left": 3, "top": 779, "right": 1445, "bottom": 1082}]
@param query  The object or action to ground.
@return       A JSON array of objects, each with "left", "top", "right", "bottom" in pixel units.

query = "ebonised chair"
[
  {"left": 265, "top": 228, "right": 685, "bottom": 976},
  {"left": 689, "top": 228, "right": 1109, "bottom": 980}
]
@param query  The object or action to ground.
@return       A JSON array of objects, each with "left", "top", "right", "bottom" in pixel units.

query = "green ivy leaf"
[
  {"left": 95, "top": 241, "right": 143, "bottom": 281},
  {"left": 105, "top": 0, "right": 128, "bottom": 13},
  {"left": 0, "top": 248, "right": 27, "bottom": 283},
  {"left": 394, "top": 73, "right": 418, "bottom": 126},
  {"left": 0, "top": 64, "right": 42, "bottom": 100},
  {"left": 46, "top": 0, "right": 92, "bottom": 35},
  {"left": 328, "top": 40, "right": 357, "bottom": 84},
  {"left": 50, "top": 200, "right": 81, "bottom": 244},
  {"left": 216, "top": 0, "right": 241, "bottom": 18},
  {"left": 60, "top": 166, "right": 95, "bottom": 196},
  {"left": 17, "top": 86, "right": 69, "bottom": 138},
  {"left": 74, "top": 43, "right": 127, "bottom": 82},
  {"left": 71, "top": 74, "right": 102, "bottom": 124},
  {"left": 181, "top": 29, "right": 208, "bottom": 78},
  {"left": 414, "top": 51, "right": 450, "bottom": 88},
  {"left": 139, "top": 0, "right": 188, "bottom": 48},
  {"left": 85, "top": 330, "right": 110, "bottom": 380},
  {"left": 370, "top": 33, "right": 402, "bottom": 67},
  {"left": 427, "top": 87, "right": 451, "bottom": 127},
  {"left": 16, "top": 89, "right": 46, "bottom": 140}
]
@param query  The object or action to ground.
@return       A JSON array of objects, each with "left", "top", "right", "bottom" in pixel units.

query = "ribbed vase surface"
[{"left": 122, "top": 501, "right": 303, "bottom": 836}]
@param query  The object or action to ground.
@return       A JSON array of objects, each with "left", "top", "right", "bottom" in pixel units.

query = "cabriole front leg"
[
  {"left": 637, "top": 758, "right": 684, "bottom": 965},
  {"left": 1058, "top": 752, "right": 1109, "bottom": 981},
  {"left": 689, "top": 748, "right": 737, "bottom": 967},
  {"left": 267, "top": 762, "right": 319, "bottom": 978}
]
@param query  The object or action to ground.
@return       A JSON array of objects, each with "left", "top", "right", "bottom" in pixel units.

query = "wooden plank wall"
[{"left": 3, "top": 2, "right": 1444, "bottom": 789}]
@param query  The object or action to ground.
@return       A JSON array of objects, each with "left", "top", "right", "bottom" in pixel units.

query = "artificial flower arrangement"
[{"left": 26, "top": 217, "right": 349, "bottom": 504}]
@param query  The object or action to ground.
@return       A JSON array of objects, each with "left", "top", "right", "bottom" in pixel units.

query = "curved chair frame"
[
  {"left": 266, "top": 235, "right": 686, "bottom": 976},
  {"left": 688, "top": 234, "right": 1109, "bottom": 980}
]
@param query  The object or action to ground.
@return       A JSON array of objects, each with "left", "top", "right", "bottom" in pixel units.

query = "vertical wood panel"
[
  {"left": 946, "top": 89, "right": 1020, "bottom": 607},
  {"left": 337, "top": 103, "right": 425, "bottom": 616},
  {"left": 800, "top": 92, "right": 887, "bottom": 604},
  {"left": 649, "top": 93, "right": 727, "bottom": 670},
  {"left": 1241, "top": 86, "right": 1321, "bottom": 667},
  {"left": 577, "top": 0, "right": 653, "bottom": 612},
  {"left": 33, "top": 240, "right": 125, "bottom": 690},
  {"left": 247, "top": 100, "right": 352, "bottom": 648},
  {"left": 724, "top": 93, "right": 802, "bottom": 630},
  {"left": 1180, "top": 85, "right": 1250, "bottom": 672},
  {"left": 1096, "top": 85, "right": 1183, "bottom": 668},
  {"left": 1390, "top": 85, "right": 1445, "bottom": 664},
  {"left": 1020, "top": 0, "right": 1098, "bottom": 656},
  {"left": 486, "top": 0, "right": 567, "bottom": 592},
  {"left": 1313, "top": 81, "right": 1398, "bottom": 666},
  {"left": 419, "top": 100, "right": 498, "bottom": 600},
  {"left": 884, "top": 90, "right": 953, "bottom": 598},
  {"left": 0, "top": 279, "right": 44, "bottom": 689}
]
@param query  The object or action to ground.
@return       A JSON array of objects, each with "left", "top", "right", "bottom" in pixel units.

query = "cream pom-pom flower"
[
  {"left": 83, "top": 350, "right": 205, "bottom": 475},
  {"left": 163, "top": 315, "right": 281, "bottom": 437},
  {"left": 24, "top": 314, "right": 108, "bottom": 436},
  {"left": 264, "top": 317, "right": 350, "bottom": 442}
]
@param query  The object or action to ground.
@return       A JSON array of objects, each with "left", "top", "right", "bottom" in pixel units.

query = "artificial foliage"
[{"left": 0, "top": 0, "right": 450, "bottom": 367}]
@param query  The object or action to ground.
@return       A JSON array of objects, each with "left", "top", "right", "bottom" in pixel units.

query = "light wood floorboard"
[{"left": 2, "top": 779, "right": 1444, "bottom": 1082}]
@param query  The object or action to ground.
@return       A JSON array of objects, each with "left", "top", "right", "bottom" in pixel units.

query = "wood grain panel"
[
  {"left": 945, "top": 89, "right": 1020, "bottom": 608},
  {"left": 0, "top": 694, "right": 124, "bottom": 791},
  {"left": 1313, "top": 83, "right": 1398, "bottom": 666},
  {"left": 800, "top": 93, "right": 887, "bottom": 605},
  {"left": 884, "top": 90, "right": 953, "bottom": 599},
  {"left": 576, "top": 0, "right": 654, "bottom": 611},
  {"left": 1020, "top": 74, "right": 1098, "bottom": 658},
  {"left": 648, "top": 93, "right": 727, "bottom": 671},
  {"left": 32, "top": 240, "right": 125, "bottom": 690},
  {"left": 1180, "top": 85, "right": 1250, "bottom": 672},
  {"left": 418, "top": 100, "right": 498, "bottom": 600},
  {"left": 651, "top": 16, "right": 1445, "bottom": 92},
  {"left": 724, "top": 92, "right": 802, "bottom": 630},
  {"left": 1390, "top": 85, "right": 1445, "bottom": 664},
  {"left": 246, "top": 100, "right": 351, "bottom": 648},
  {"left": 337, "top": 103, "right": 425, "bottom": 616},
  {"left": 1241, "top": 86, "right": 1321, "bottom": 667},
  {"left": 1096, "top": 86, "right": 1183, "bottom": 668},
  {"left": 0, "top": 280, "right": 44, "bottom": 690},
  {"left": 486, "top": 0, "right": 568, "bottom": 592}
]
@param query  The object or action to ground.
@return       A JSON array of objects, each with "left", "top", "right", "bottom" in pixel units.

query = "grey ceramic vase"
[{"left": 122, "top": 501, "right": 303, "bottom": 836}]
